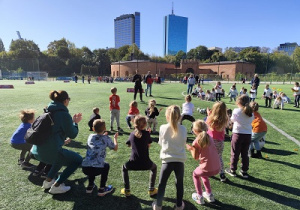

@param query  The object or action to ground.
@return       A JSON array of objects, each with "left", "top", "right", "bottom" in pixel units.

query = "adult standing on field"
[
  {"left": 31, "top": 90, "right": 83, "bottom": 194},
  {"left": 251, "top": 74, "right": 260, "bottom": 94},
  {"left": 187, "top": 74, "right": 196, "bottom": 95},
  {"left": 145, "top": 71, "right": 154, "bottom": 97},
  {"left": 132, "top": 69, "right": 143, "bottom": 102}
]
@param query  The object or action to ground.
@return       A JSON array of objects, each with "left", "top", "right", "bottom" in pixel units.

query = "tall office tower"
[
  {"left": 278, "top": 42, "right": 298, "bottom": 56},
  {"left": 163, "top": 8, "right": 188, "bottom": 56},
  {"left": 114, "top": 12, "right": 140, "bottom": 49}
]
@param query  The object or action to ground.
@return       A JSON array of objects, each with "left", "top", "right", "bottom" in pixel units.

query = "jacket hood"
[{"left": 47, "top": 101, "right": 68, "bottom": 113}]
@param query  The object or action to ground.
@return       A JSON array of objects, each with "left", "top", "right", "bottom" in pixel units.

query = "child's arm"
[
  {"left": 64, "top": 138, "right": 72, "bottom": 145},
  {"left": 113, "top": 132, "right": 118, "bottom": 151},
  {"left": 186, "top": 144, "right": 199, "bottom": 160}
]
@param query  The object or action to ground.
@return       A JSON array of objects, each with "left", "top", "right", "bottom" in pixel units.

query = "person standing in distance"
[
  {"left": 145, "top": 71, "right": 154, "bottom": 97},
  {"left": 132, "top": 69, "right": 143, "bottom": 102}
]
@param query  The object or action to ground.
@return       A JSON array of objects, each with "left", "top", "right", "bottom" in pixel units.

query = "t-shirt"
[
  {"left": 159, "top": 123, "right": 187, "bottom": 163},
  {"left": 188, "top": 77, "right": 196, "bottom": 85},
  {"left": 88, "top": 113, "right": 101, "bottom": 131},
  {"left": 82, "top": 134, "right": 115, "bottom": 168},
  {"left": 215, "top": 85, "right": 222, "bottom": 93},
  {"left": 109, "top": 94, "right": 120, "bottom": 110},
  {"left": 252, "top": 112, "right": 267, "bottom": 133},
  {"left": 229, "top": 88, "right": 238, "bottom": 96},
  {"left": 264, "top": 88, "right": 273, "bottom": 97},
  {"left": 231, "top": 108, "right": 254, "bottom": 134},
  {"left": 207, "top": 129, "right": 225, "bottom": 141},
  {"left": 192, "top": 137, "right": 220, "bottom": 174},
  {"left": 146, "top": 75, "right": 153, "bottom": 85},
  {"left": 250, "top": 89, "right": 257, "bottom": 98},
  {"left": 293, "top": 86, "right": 300, "bottom": 96},
  {"left": 10, "top": 123, "right": 31, "bottom": 144},
  {"left": 182, "top": 102, "right": 194, "bottom": 116},
  {"left": 128, "top": 106, "right": 140, "bottom": 116},
  {"left": 126, "top": 130, "right": 152, "bottom": 167}
]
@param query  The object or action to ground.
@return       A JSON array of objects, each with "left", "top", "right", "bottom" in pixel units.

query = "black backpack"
[{"left": 25, "top": 109, "right": 55, "bottom": 145}]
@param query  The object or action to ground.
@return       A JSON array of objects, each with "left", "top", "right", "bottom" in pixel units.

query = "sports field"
[{"left": 0, "top": 80, "right": 299, "bottom": 210}]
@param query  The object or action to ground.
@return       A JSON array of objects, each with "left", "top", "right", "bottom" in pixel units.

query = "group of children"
[
  {"left": 192, "top": 82, "right": 226, "bottom": 102},
  {"left": 12, "top": 81, "right": 300, "bottom": 209}
]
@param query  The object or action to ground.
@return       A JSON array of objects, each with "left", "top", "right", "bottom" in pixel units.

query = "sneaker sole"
[
  {"left": 49, "top": 188, "right": 71, "bottom": 194},
  {"left": 239, "top": 172, "right": 249, "bottom": 178},
  {"left": 192, "top": 193, "right": 204, "bottom": 205},
  {"left": 86, "top": 185, "right": 95, "bottom": 194},
  {"left": 225, "top": 170, "right": 236, "bottom": 177},
  {"left": 98, "top": 188, "right": 113, "bottom": 196}
]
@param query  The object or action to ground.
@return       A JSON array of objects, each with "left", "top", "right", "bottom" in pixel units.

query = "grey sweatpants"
[{"left": 110, "top": 109, "right": 120, "bottom": 128}]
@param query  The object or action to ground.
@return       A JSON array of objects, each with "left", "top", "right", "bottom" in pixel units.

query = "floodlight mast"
[{"left": 16, "top": 31, "right": 23, "bottom": 40}]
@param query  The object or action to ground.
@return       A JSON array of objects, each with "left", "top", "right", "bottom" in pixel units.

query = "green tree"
[
  {"left": 224, "top": 48, "right": 238, "bottom": 61},
  {"left": 9, "top": 39, "right": 40, "bottom": 59},
  {"left": 292, "top": 47, "right": 300, "bottom": 72},
  {"left": 0, "top": 38, "right": 5, "bottom": 52}
]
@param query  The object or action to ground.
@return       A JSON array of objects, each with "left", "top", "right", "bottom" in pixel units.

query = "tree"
[
  {"left": 0, "top": 38, "right": 5, "bottom": 52},
  {"left": 175, "top": 50, "right": 186, "bottom": 67},
  {"left": 224, "top": 49, "right": 238, "bottom": 61},
  {"left": 292, "top": 47, "right": 300, "bottom": 72},
  {"left": 9, "top": 39, "right": 40, "bottom": 59},
  {"left": 269, "top": 52, "right": 293, "bottom": 74}
]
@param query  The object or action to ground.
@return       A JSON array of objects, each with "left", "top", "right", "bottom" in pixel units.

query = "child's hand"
[
  {"left": 147, "top": 127, "right": 152, "bottom": 133},
  {"left": 114, "top": 132, "right": 119, "bottom": 139},
  {"left": 103, "top": 132, "right": 108, "bottom": 135},
  {"left": 64, "top": 138, "right": 72, "bottom": 145},
  {"left": 186, "top": 144, "right": 193, "bottom": 151}
]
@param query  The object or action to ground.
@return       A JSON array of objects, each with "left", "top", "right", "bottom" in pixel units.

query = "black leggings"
[
  {"left": 82, "top": 163, "right": 110, "bottom": 188},
  {"left": 156, "top": 162, "right": 184, "bottom": 207},
  {"left": 134, "top": 86, "right": 143, "bottom": 101}
]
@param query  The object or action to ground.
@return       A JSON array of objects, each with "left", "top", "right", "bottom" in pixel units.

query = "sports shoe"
[
  {"left": 32, "top": 169, "right": 43, "bottom": 177},
  {"left": 42, "top": 179, "right": 55, "bottom": 189},
  {"left": 148, "top": 188, "right": 158, "bottom": 196},
  {"left": 21, "top": 161, "right": 35, "bottom": 169},
  {"left": 18, "top": 159, "right": 24, "bottom": 165},
  {"left": 152, "top": 201, "right": 162, "bottom": 210},
  {"left": 120, "top": 188, "right": 131, "bottom": 197},
  {"left": 86, "top": 184, "right": 95, "bottom": 194},
  {"left": 40, "top": 172, "right": 48, "bottom": 179},
  {"left": 49, "top": 183, "right": 71, "bottom": 194},
  {"left": 225, "top": 168, "right": 236, "bottom": 177},
  {"left": 239, "top": 170, "right": 249, "bottom": 179},
  {"left": 98, "top": 185, "right": 113, "bottom": 196},
  {"left": 192, "top": 193, "right": 204, "bottom": 204},
  {"left": 203, "top": 192, "right": 215, "bottom": 203},
  {"left": 118, "top": 128, "right": 124, "bottom": 132},
  {"left": 220, "top": 173, "right": 227, "bottom": 182},
  {"left": 174, "top": 201, "right": 185, "bottom": 210}
]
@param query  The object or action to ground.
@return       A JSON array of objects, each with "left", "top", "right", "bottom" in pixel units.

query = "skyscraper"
[
  {"left": 163, "top": 10, "right": 188, "bottom": 56},
  {"left": 114, "top": 12, "right": 140, "bottom": 49}
]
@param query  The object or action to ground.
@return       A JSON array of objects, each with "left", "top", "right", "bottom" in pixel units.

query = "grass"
[{"left": 0, "top": 80, "right": 299, "bottom": 210}]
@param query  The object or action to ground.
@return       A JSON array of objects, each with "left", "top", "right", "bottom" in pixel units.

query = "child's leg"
[
  {"left": 82, "top": 167, "right": 97, "bottom": 186},
  {"left": 230, "top": 133, "right": 242, "bottom": 171},
  {"left": 252, "top": 132, "right": 266, "bottom": 151},
  {"left": 240, "top": 134, "right": 251, "bottom": 172},
  {"left": 156, "top": 163, "right": 174, "bottom": 206},
  {"left": 201, "top": 176, "right": 212, "bottom": 194},
  {"left": 11, "top": 143, "right": 32, "bottom": 162},
  {"left": 265, "top": 98, "right": 268, "bottom": 107},
  {"left": 213, "top": 140, "right": 224, "bottom": 174},
  {"left": 116, "top": 110, "right": 120, "bottom": 128},
  {"left": 193, "top": 166, "right": 204, "bottom": 195},
  {"left": 126, "top": 116, "right": 132, "bottom": 128},
  {"left": 149, "top": 163, "right": 157, "bottom": 190},
  {"left": 99, "top": 163, "right": 110, "bottom": 188},
  {"left": 153, "top": 119, "right": 158, "bottom": 132},
  {"left": 173, "top": 162, "right": 184, "bottom": 207},
  {"left": 122, "top": 164, "right": 130, "bottom": 190},
  {"left": 110, "top": 111, "right": 114, "bottom": 128}
]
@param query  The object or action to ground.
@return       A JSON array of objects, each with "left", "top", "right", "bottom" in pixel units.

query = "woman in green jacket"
[{"left": 31, "top": 90, "right": 82, "bottom": 194}]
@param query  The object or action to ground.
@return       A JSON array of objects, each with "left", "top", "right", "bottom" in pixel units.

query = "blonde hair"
[
  {"left": 148, "top": 99, "right": 156, "bottom": 115},
  {"left": 236, "top": 95, "right": 253, "bottom": 117},
  {"left": 165, "top": 105, "right": 181, "bottom": 138},
  {"left": 193, "top": 120, "right": 210, "bottom": 148},
  {"left": 111, "top": 87, "right": 117, "bottom": 94},
  {"left": 276, "top": 96, "right": 282, "bottom": 101},
  {"left": 206, "top": 101, "right": 228, "bottom": 131},
  {"left": 93, "top": 119, "right": 106, "bottom": 133},
  {"left": 19, "top": 109, "right": 35, "bottom": 123},
  {"left": 129, "top": 100, "right": 138, "bottom": 108},
  {"left": 133, "top": 115, "right": 147, "bottom": 138}
]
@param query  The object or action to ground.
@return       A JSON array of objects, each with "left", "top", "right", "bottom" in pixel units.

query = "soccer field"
[{"left": 0, "top": 80, "right": 299, "bottom": 210}]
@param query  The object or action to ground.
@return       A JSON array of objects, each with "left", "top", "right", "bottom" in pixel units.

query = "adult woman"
[
  {"left": 187, "top": 74, "right": 196, "bottom": 95},
  {"left": 31, "top": 90, "right": 83, "bottom": 194},
  {"left": 251, "top": 74, "right": 260, "bottom": 93}
]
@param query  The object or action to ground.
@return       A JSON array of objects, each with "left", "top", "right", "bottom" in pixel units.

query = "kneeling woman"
[{"left": 31, "top": 90, "right": 83, "bottom": 194}]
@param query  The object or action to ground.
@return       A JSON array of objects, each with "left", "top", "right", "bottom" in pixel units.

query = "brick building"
[{"left": 111, "top": 60, "right": 255, "bottom": 80}]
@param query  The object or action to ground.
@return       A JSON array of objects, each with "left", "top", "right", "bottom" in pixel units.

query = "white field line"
[
  {"left": 184, "top": 91, "right": 300, "bottom": 147},
  {"left": 263, "top": 118, "right": 300, "bottom": 147}
]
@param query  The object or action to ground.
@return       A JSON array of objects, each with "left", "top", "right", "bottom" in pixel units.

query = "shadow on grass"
[
  {"left": 261, "top": 147, "right": 297, "bottom": 156},
  {"left": 154, "top": 96, "right": 181, "bottom": 100},
  {"left": 264, "top": 141, "right": 280, "bottom": 145},
  {"left": 225, "top": 179, "right": 299, "bottom": 209},
  {"left": 65, "top": 140, "right": 86, "bottom": 149},
  {"left": 152, "top": 137, "right": 159, "bottom": 143},
  {"left": 264, "top": 158, "right": 300, "bottom": 170},
  {"left": 156, "top": 103, "right": 170, "bottom": 107}
]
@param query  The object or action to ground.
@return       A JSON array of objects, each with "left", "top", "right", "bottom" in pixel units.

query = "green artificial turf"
[{"left": 0, "top": 80, "right": 299, "bottom": 210}]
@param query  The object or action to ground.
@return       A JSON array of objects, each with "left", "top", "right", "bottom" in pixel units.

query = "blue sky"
[{"left": 0, "top": 0, "right": 299, "bottom": 56}]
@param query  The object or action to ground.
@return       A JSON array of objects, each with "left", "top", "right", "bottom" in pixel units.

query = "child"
[
  {"left": 191, "top": 88, "right": 198, "bottom": 97},
  {"left": 211, "top": 88, "right": 216, "bottom": 101},
  {"left": 181, "top": 95, "right": 195, "bottom": 125},
  {"left": 88, "top": 107, "right": 101, "bottom": 131},
  {"left": 281, "top": 93, "right": 291, "bottom": 103},
  {"left": 249, "top": 102, "right": 267, "bottom": 158},
  {"left": 82, "top": 119, "right": 118, "bottom": 196},
  {"left": 200, "top": 89, "right": 206, "bottom": 100},
  {"left": 215, "top": 81, "right": 222, "bottom": 101},
  {"left": 242, "top": 88, "right": 249, "bottom": 96},
  {"left": 228, "top": 85, "right": 238, "bottom": 102},
  {"left": 225, "top": 109, "right": 233, "bottom": 139},
  {"left": 225, "top": 95, "right": 254, "bottom": 178},
  {"left": 206, "top": 102, "right": 229, "bottom": 182},
  {"left": 186, "top": 120, "right": 220, "bottom": 205},
  {"left": 263, "top": 84, "right": 273, "bottom": 107},
  {"left": 249, "top": 85, "right": 257, "bottom": 102},
  {"left": 145, "top": 99, "right": 163, "bottom": 133},
  {"left": 126, "top": 101, "right": 140, "bottom": 129},
  {"left": 10, "top": 109, "right": 35, "bottom": 169},
  {"left": 273, "top": 90, "right": 278, "bottom": 99},
  {"left": 273, "top": 96, "right": 284, "bottom": 110},
  {"left": 239, "top": 87, "right": 244, "bottom": 96},
  {"left": 109, "top": 87, "right": 123, "bottom": 132},
  {"left": 291, "top": 82, "right": 300, "bottom": 108},
  {"left": 205, "top": 90, "right": 213, "bottom": 101},
  {"left": 152, "top": 105, "right": 187, "bottom": 210},
  {"left": 121, "top": 115, "right": 157, "bottom": 197}
]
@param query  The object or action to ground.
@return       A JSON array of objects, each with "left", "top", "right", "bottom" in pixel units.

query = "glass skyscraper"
[
  {"left": 114, "top": 12, "right": 140, "bottom": 49},
  {"left": 164, "top": 14, "right": 188, "bottom": 56}
]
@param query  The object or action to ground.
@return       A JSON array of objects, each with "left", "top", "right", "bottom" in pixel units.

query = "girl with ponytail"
[
  {"left": 225, "top": 95, "right": 254, "bottom": 179},
  {"left": 186, "top": 120, "right": 220, "bottom": 205},
  {"left": 153, "top": 105, "right": 187, "bottom": 210}
]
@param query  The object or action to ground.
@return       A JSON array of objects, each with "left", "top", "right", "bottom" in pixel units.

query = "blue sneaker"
[{"left": 97, "top": 185, "right": 113, "bottom": 196}]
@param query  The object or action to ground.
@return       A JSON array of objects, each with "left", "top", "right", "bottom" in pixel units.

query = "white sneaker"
[
  {"left": 174, "top": 201, "right": 185, "bottom": 210},
  {"left": 152, "top": 201, "right": 162, "bottom": 210},
  {"left": 192, "top": 193, "right": 204, "bottom": 204},
  {"left": 48, "top": 183, "right": 71, "bottom": 194},
  {"left": 42, "top": 179, "right": 55, "bottom": 189},
  {"left": 203, "top": 192, "right": 215, "bottom": 202}
]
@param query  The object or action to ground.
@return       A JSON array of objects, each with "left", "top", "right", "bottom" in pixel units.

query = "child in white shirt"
[
  {"left": 291, "top": 82, "right": 300, "bottom": 108},
  {"left": 263, "top": 84, "right": 273, "bottom": 107},
  {"left": 228, "top": 85, "right": 238, "bottom": 102},
  {"left": 273, "top": 96, "right": 284, "bottom": 110},
  {"left": 249, "top": 85, "right": 257, "bottom": 102}
]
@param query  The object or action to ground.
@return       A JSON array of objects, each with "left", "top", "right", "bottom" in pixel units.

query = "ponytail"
[
  {"left": 133, "top": 115, "right": 147, "bottom": 138},
  {"left": 237, "top": 95, "right": 253, "bottom": 117},
  {"left": 49, "top": 90, "right": 69, "bottom": 103},
  {"left": 193, "top": 120, "right": 210, "bottom": 148},
  {"left": 166, "top": 105, "right": 181, "bottom": 138}
]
